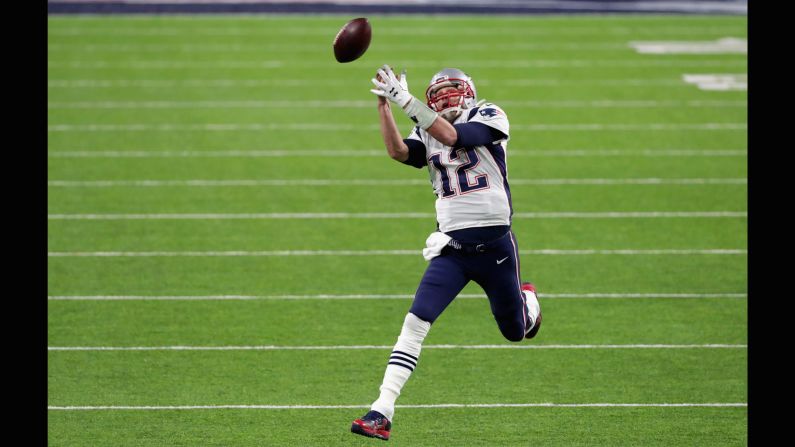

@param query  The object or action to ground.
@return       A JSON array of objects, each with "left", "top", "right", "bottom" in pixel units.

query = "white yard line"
[
  {"left": 44, "top": 42, "right": 696, "bottom": 53},
  {"left": 46, "top": 211, "right": 748, "bottom": 220},
  {"left": 512, "top": 123, "right": 746, "bottom": 131},
  {"left": 46, "top": 78, "right": 693, "bottom": 88},
  {"left": 46, "top": 99, "right": 745, "bottom": 109},
  {"left": 48, "top": 42, "right": 640, "bottom": 52},
  {"left": 46, "top": 25, "right": 747, "bottom": 36},
  {"left": 47, "top": 344, "right": 747, "bottom": 352},
  {"left": 630, "top": 38, "right": 747, "bottom": 54},
  {"left": 46, "top": 178, "right": 748, "bottom": 187},
  {"left": 46, "top": 123, "right": 747, "bottom": 132},
  {"left": 47, "top": 293, "right": 747, "bottom": 301},
  {"left": 46, "top": 149, "right": 748, "bottom": 158},
  {"left": 46, "top": 60, "right": 747, "bottom": 69},
  {"left": 47, "top": 249, "right": 746, "bottom": 257},
  {"left": 47, "top": 402, "right": 747, "bottom": 411},
  {"left": 45, "top": 43, "right": 631, "bottom": 52},
  {"left": 683, "top": 74, "right": 747, "bottom": 91}
]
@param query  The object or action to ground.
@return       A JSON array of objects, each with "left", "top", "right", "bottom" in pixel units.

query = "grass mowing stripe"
[
  {"left": 46, "top": 25, "right": 747, "bottom": 36},
  {"left": 46, "top": 149, "right": 748, "bottom": 158},
  {"left": 46, "top": 218, "right": 746, "bottom": 254},
  {"left": 47, "top": 293, "right": 747, "bottom": 300},
  {"left": 47, "top": 123, "right": 748, "bottom": 132},
  {"left": 45, "top": 78, "right": 711, "bottom": 88},
  {"left": 47, "top": 41, "right": 743, "bottom": 52},
  {"left": 47, "top": 249, "right": 747, "bottom": 257},
  {"left": 47, "top": 344, "right": 747, "bottom": 351},
  {"left": 47, "top": 297, "right": 746, "bottom": 346},
  {"left": 46, "top": 155, "right": 746, "bottom": 194},
  {"left": 46, "top": 43, "right": 640, "bottom": 52},
  {"left": 47, "top": 178, "right": 747, "bottom": 187},
  {"left": 47, "top": 99, "right": 746, "bottom": 109},
  {"left": 48, "top": 183, "right": 745, "bottom": 216},
  {"left": 47, "top": 212, "right": 748, "bottom": 219},
  {"left": 47, "top": 407, "right": 746, "bottom": 446},
  {"left": 46, "top": 133, "right": 748, "bottom": 154},
  {"left": 47, "top": 256, "right": 746, "bottom": 298},
  {"left": 47, "top": 60, "right": 747, "bottom": 69},
  {"left": 46, "top": 349, "right": 746, "bottom": 405},
  {"left": 48, "top": 403, "right": 746, "bottom": 411}
]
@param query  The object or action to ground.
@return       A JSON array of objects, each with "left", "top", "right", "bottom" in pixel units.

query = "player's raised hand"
[{"left": 370, "top": 65, "right": 412, "bottom": 108}]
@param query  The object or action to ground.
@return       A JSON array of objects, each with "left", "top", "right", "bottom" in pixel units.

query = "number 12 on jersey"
[{"left": 429, "top": 147, "right": 489, "bottom": 198}]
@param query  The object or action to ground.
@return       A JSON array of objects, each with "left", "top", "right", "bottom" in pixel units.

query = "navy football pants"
[{"left": 409, "top": 230, "right": 529, "bottom": 342}]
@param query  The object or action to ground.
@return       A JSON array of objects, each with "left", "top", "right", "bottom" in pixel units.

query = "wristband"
[{"left": 403, "top": 97, "right": 438, "bottom": 130}]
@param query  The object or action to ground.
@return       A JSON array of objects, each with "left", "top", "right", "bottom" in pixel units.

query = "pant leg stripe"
[{"left": 509, "top": 231, "right": 527, "bottom": 329}]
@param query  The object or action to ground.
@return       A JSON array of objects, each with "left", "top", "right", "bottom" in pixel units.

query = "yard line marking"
[
  {"left": 47, "top": 249, "right": 746, "bottom": 257},
  {"left": 47, "top": 123, "right": 363, "bottom": 132},
  {"left": 60, "top": 42, "right": 754, "bottom": 54},
  {"left": 47, "top": 403, "right": 747, "bottom": 411},
  {"left": 46, "top": 149, "right": 388, "bottom": 158},
  {"left": 46, "top": 149, "right": 748, "bottom": 158},
  {"left": 48, "top": 42, "right": 640, "bottom": 53},
  {"left": 523, "top": 293, "right": 747, "bottom": 299},
  {"left": 47, "top": 178, "right": 747, "bottom": 187},
  {"left": 46, "top": 99, "right": 745, "bottom": 109},
  {"left": 512, "top": 123, "right": 746, "bottom": 131},
  {"left": 630, "top": 38, "right": 747, "bottom": 54},
  {"left": 46, "top": 293, "right": 748, "bottom": 301},
  {"left": 47, "top": 59, "right": 746, "bottom": 69},
  {"left": 47, "top": 211, "right": 748, "bottom": 220},
  {"left": 47, "top": 344, "right": 747, "bottom": 352},
  {"left": 46, "top": 123, "right": 747, "bottom": 132},
  {"left": 46, "top": 25, "right": 747, "bottom": 36},
  {"left": 683, "top": 74, "right": 747, "bottom": 91},
  {"left": 46, "top": 78, "right": 695, "bottom": 88},
  {"left": 501, "top": 79, "right": 709, "bottom": 87}
]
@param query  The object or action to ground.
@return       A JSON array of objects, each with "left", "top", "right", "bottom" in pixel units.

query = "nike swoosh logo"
[{"left": 496, "top": 257, "right": 509, "bottom": 264}]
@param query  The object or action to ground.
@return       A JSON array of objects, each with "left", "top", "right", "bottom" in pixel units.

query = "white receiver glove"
[
  {"left": 370, "top": 64, "right": 412, "bottom": 108},
  {"left": 370, "top": 64, "right": 439, "bottom": 130}
]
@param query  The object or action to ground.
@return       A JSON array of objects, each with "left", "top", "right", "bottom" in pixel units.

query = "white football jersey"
[{"left": 405, "top": 103, "right": 512, "bottom": 232}]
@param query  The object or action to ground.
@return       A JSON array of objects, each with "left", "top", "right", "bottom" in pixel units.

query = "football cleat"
[
  {"left": 522, "top": 282, "right": 542, "bottom": 339},
  {"left": 351, "top": 410, "right": 392, "bottom": 440}
]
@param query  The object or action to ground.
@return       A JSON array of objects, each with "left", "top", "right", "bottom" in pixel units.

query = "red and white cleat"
[
  {"left": 351, "top": 410, "right": 392, "bottom": 441},
  {"left": 522, "top": 282, "right": 542, "bottom": 339}
]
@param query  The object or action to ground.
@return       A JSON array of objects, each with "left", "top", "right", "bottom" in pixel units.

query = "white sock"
[{"left": 370, "top": 312, "right": 431, "bottom": 421}]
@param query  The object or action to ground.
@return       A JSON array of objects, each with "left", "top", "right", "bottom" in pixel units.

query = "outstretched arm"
[{"left": 376, "top": 96, "right": 409, "bottom": 162}]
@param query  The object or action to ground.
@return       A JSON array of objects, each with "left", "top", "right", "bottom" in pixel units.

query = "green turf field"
[{"left": 48, "top": 14, "right": 747, "bottom": 446}]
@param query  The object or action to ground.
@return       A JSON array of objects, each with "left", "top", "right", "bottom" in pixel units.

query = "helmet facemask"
[{"left": 426, "top": 77, "right": 476, "bottom": 123}]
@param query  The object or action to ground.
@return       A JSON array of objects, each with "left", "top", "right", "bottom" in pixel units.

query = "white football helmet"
[{"left": 425, "top": 68, "right": 477, "bottom": 122}]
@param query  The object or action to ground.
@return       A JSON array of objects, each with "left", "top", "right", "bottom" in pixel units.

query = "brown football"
[{"left": 333, "top": 18, "right": 372, "bottom": 63}]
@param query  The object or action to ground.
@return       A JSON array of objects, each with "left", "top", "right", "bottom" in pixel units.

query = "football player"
[{"left": 350, "top": 65, "right": 542, "bottom": 441}]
